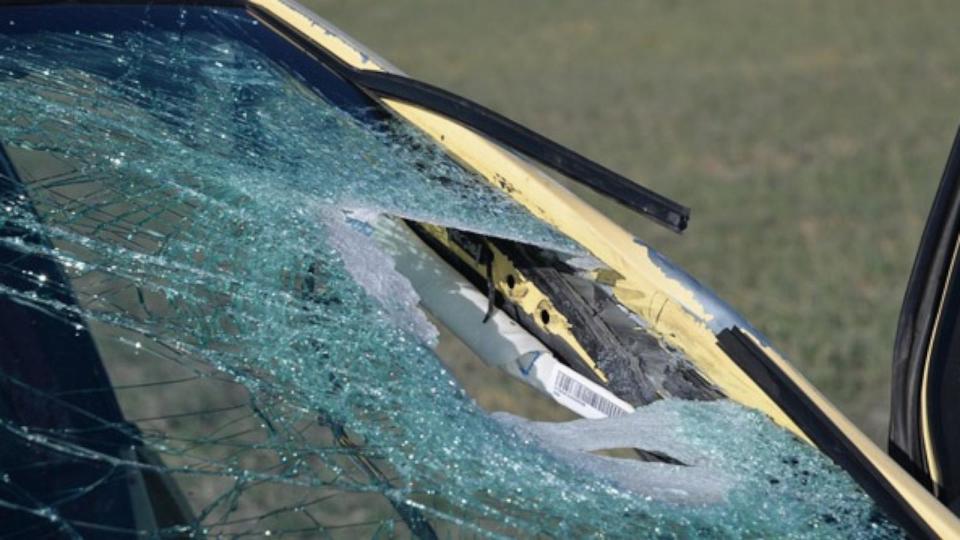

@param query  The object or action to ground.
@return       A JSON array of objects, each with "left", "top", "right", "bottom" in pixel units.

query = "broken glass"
[{"left": 0, "top": 4, "right": 900, "bottom": 538}]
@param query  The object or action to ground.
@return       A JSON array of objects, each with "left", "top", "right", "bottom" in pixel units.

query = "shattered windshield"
[{"left": 0, "top": 4, "right": 899, "bottom": 538}]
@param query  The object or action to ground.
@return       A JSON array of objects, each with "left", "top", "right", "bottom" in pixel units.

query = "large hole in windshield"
[{"left": 0, "top": 4, "right": 900, "bottom": 538}]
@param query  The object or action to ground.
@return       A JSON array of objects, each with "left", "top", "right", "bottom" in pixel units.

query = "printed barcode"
[{"left": 554, "top": 371, "right": 626, "bottom": 417}]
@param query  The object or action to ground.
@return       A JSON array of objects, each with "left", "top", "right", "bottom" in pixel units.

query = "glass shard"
[{"left": 0, "top": 5, "right": 900, "bottom": 538}]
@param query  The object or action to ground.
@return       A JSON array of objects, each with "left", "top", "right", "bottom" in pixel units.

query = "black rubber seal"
[
  {"left": 718, "top": 326, "right": 933, "bottom": 539},
  {"left": 890, "top": 124, "right": 960, "bottom": 498},
  {"left": 247, "top": 4, "right": 690, "bottom": 233}
]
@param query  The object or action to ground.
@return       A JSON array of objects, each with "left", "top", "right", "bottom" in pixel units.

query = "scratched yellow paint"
[
  {"left": 249, "top": 0, "right": 795, "bottom": 434},
  {"left": 383, "top": 98, "right": 805, "bottom": 433},
  {"left": 418, "top": 224, "right": 608, "bottom": 382},
  {"left": 250, "top": 0, "right": 385, "bottom": 72},
  {"left": 246, "top": 1, "right": 960, "bottom": 534}
]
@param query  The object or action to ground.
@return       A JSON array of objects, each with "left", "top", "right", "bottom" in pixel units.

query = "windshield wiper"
[
  {"left": 250, "top": 6, "right": 690, "bottom": 234},
  {"left": 349, "top": 70, "right": 690, "bottom": 233}
]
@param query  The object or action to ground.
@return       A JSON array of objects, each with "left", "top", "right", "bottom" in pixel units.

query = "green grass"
[{"left": 307, "top": 0, "right": 960, "bottom": 442}]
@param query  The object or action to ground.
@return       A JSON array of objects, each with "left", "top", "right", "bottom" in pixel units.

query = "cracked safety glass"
[{"left": 0, "top": 5, "right": 900, "bottom": 538}]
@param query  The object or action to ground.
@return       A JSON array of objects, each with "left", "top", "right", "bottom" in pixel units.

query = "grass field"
[{"left": 308, "top": 0, "right": 960, "bottom": 442}]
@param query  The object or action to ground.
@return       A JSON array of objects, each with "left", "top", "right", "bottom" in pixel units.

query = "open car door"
[{"left": 891, "top": 126, "right": 960, "bottom": 514}]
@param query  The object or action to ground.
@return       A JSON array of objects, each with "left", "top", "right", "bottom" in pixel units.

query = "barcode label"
[{"left": 553, "top": 369, "right": 629, "bottom": 418}]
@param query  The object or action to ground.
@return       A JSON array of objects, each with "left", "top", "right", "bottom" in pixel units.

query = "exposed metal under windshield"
[{"left": 0, "top": 4, "right": 900, "bottom": 538}]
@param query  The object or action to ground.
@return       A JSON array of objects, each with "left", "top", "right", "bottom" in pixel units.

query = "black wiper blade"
[
  {"left": 249, "top": 5, "right": 690, "bottom": 233},
  {"left": 351, "top": 70, "right": 690, "bottom": 233}
]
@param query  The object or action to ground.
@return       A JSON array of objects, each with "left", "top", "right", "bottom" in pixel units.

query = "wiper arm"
[
  {"left": 349, "top": 70, "right": 690, "bottom": 233},
  {"left": 250, "top": 5, "right": 690, "bottom": 233}
]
